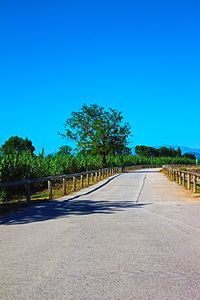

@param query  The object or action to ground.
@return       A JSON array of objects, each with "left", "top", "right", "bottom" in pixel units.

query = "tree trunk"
[{"left": 102, "top": 154, "right": 107, "bottom": 168}]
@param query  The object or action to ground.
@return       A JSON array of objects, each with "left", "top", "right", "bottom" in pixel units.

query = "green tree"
[
  {"left": 62, "top": 104, "right": 132, "bottom": 167},
  {"left": 183, "top": 152, "right": 196, "bottom": 159},
  {"left": 1, "top": 136, "right": 35, "bottom": 156},
  {"left": 135, "top": 145, "right": 158, "bottom": 157},
  {"left": 177, "top": 146, "right": 182, "bottom": 157},
  {"left": 158, "top": 147, "right": 172, "bottom": 157},
  {"left": 58, "top": 145, "right": 72, "bottom": 156}
]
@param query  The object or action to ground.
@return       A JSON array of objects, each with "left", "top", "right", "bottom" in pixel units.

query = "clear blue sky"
[{"left": 0, "top": 0, "right": 200, "bottom": 154}]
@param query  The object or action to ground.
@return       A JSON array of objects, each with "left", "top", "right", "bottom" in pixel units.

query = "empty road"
[{"left": 1, "top": 169, "right": 200, "bottom": 299}]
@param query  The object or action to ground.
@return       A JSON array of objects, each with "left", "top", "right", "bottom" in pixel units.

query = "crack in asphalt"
[{"left": 136, "top": 174, "right": 147, "bottom": 203}]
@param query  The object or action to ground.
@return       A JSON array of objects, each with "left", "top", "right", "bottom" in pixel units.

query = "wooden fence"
[
  {"left": 0, "top": 167, "right": 122, "bottom": 204},
  {"left": 0, "top": 165, "right": 172, "bottom": 205},
  {"left": 162, "top": 166, "right": 200, "bottom": 193}
]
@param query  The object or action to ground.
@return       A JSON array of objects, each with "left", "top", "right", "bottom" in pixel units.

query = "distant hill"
[{"left": 179, "top": 146, "right": 200, "bottom": 159}]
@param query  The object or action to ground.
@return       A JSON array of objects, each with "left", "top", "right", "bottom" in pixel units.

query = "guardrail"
[
  {"left": 162, "top": 166, "right": 200, "bottom": 193},
  {"left": 0, "top": 167, "right": 123, "bottom": 204}
]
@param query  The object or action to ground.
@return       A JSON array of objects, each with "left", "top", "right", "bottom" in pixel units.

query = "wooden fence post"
[
  {"left": 179, "top": 172, "right": 182, "bottom": 185},
  {"left": 73, "top": 176, "right": 76, "bottom": 192},
  {"left": 95, "top": 172, "right": 98, "bottom": 182},
  {"left": 167, "top": 168, "right": 169, "bottom": 177},
  {"left": 86, "top": 173, "right": 89, "bottom": 186},
  {"left": 25, "top": 182, "right": 31, "bottom": 204},
  {"left": 182, "top": 172, "right": 186, "bottom": 188},
  {"left": 176, "top": 171, "right": 178, "bottom": 182},
  {"left": 80, "top": 175, "right": 84, "bottom": 188},
  {"left": 63, "top": 178, "right": 67, "bottom": 195},
  {"left": 187, "top": 174, "right": 191, "bottom": 190},
  {"left": 48, "top": 180, "right": 53, "bottom": 199},
  {"left": 91, "top": 173, "right": 94, "bottom": 183},
  {"left": 176, "top": 171, "right": 179, "bottom": 183},
  {"left": 193, "top": 175, "right": 197, "bottom": 193}
]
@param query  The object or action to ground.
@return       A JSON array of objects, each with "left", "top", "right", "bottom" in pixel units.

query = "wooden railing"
[
  {"left": 162, "top": 165, "right": 200, "bottom": 193},
  {"left": 0, "top": 167, "right": 122, "bottom": 204},
  {"left": 0, "top": 165, "right": 165, "bottom": 205}
]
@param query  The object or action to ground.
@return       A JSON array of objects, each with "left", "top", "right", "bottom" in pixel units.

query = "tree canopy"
[
  {"left": 135, "top": 145, "right": 186, "bottom": 158},
  {"left": 62, "top": 104, "right": 132, "bottom": 166},
  {"left": 183, "top": 152, "right": 196, "bottom": 159},
  {"left": 1, "top": 136, "right": 35, "bottom": 156},
  {"left": 58, "top": 145, "right": 73, "bottom": 156}
]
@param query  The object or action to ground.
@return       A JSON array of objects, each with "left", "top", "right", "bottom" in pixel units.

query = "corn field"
[{"left": 0, "top": 151, "right": 195, "bottom": 183}]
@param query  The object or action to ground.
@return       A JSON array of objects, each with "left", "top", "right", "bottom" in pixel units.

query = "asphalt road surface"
[{"left": 1, "top": 169, "right": 200, "bottom": 300}]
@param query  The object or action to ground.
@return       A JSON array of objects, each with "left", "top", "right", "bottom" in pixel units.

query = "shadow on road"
[
  {"left": 69, "top": 174, "right": 121, "bottom": 200},
  {"left": 0, "top": 198, "right": 151, "bottom": 225}
]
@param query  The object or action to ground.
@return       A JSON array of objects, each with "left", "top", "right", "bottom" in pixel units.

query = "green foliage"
[
  {"left": 135, "top": 145, "right": 184, "bottom": 158},
  {"left": 183, "top": 152, "right": 196, "bottom": 159},
  {"left": 0, "top": 151, "right": 47, "bottom": 181},
  {"left": 1, "top": 136, "right": 35, "bottom": 156},
  {"left": 0, "top": 151, "right": 195, "bottom": 187},
  {"left": 62, "top": 104, "right": 132, "bottom": 166},
  {"left": 57, "top": 145, "right": 73, "bottom": 156},
  {"left": 0, "top": 189, "right": 10, "bottom": 202},
  {"left": 135, "top": 145, "right": 158, "bottom": 157}
]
